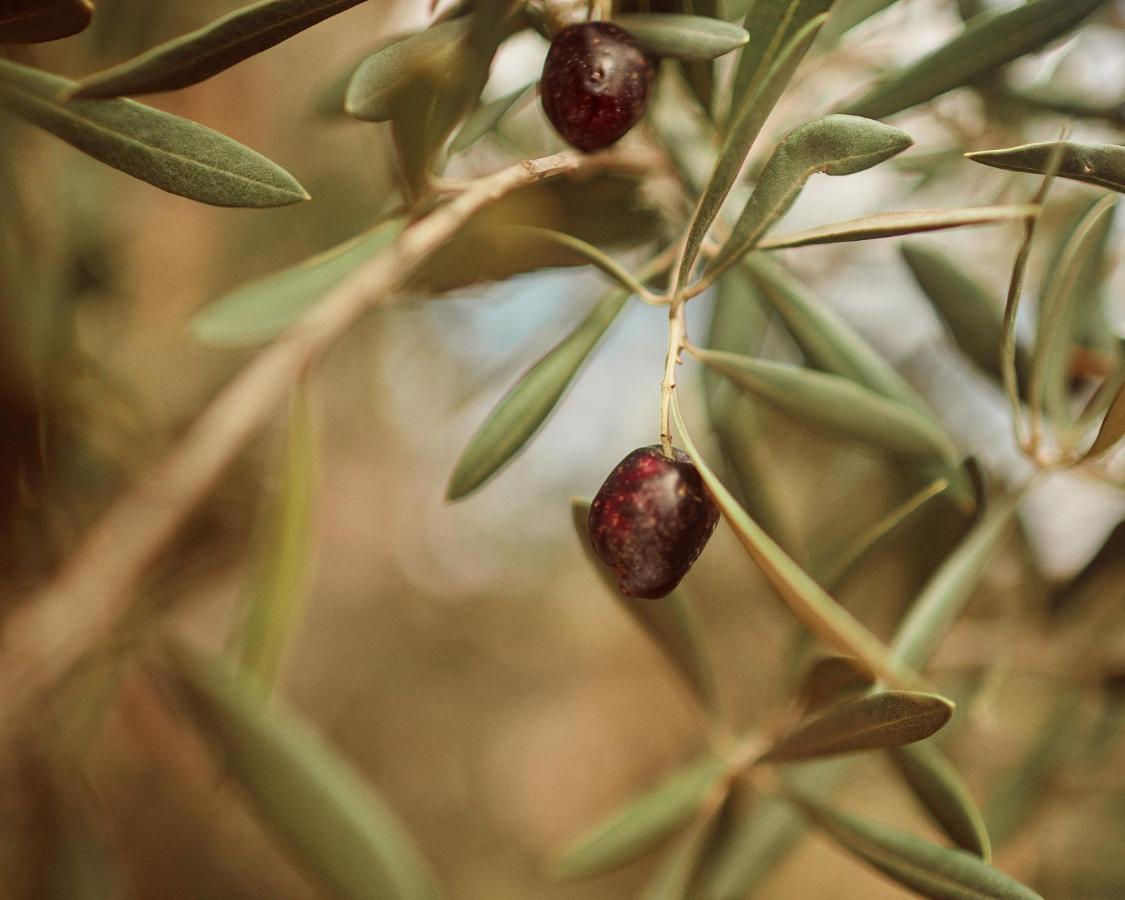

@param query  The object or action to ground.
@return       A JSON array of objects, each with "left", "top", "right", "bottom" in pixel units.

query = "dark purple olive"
[
  {"left": 540, "top": 22, "right": 655, "bottom": 153},
  {"left": 588, "top": 446, "right": 720, "bottom": 599}
]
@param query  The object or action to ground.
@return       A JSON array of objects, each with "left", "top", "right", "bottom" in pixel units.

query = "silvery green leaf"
[
  {"left": 796, "top": 655, "right": 874, "bottom": 713},
  {"left": 71, "top": 0, "right": 368, "bottom": 98},
  {"left": 707, "top": 115, "right": 913, "bottom": 277},
  {"left": 165, "top": 644, "right": 442, "bottom": 900},
  {"left": 193, "top": 220, "right": 403, "bottom": 346},
  {"left": 841, "top": 0, "right": 1109, "bottom": 121},
  {"left": 965, "top": 140, "right": 1125, "bottom": 194},
  {"left": 0, "top": 0, "right": 92, "bottom": 44},
  {"left": 789, "top": 791, "right": 1044, "bottom": 899},
  {"left": 613, "top": 14, "right": 749, "bottom": 61},
  {"left": 449, "top": 82, "right": 532, "bottom": 153},
  {"left": 0, "top": 60, "right": 309, "bottom": 208},
  {"left": 551, "top": 754, "right": 728, "bottom": 880}
]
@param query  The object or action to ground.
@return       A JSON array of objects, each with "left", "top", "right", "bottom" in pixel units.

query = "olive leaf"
[
  {"left": 676, "top": 13, "right": 827, "bottom": 288},
  {"left": 449, "top": 81, "right": 532, "bottom": 153},
  {"left": 788, "top": 791, "right": 1044, "bottom": 900},
  {"left": 692, "top": 348, "right": 959, "bottom": 462},
  {"left": 820, "top": 0, "right": 898, "bottom": 44},
  {"left": 446, "top": 287, "right": 631, "bottom": 501},
  {"left": 71, "top": 0, "right": 368, "bottom": 99},
  {"left": 901, "top": 240, "right": 1033, "bottom": 388},
  {"left": 727, "top": 0, "right": 833, "bottom": 120},
  {"left": 164, "top": 643, "right": 443, "bottom": 900},
  {"left": 965, "top": 140, "right": 1125, "bottom": 194},
  {"left": 612, "top": 14, "right": 749, "bottom": 61},
  {"left": 1083, "top": 377, "right": 1125, "bottom": 460},
  {"left": 0, "top": 0, "right": 92, "bottom": 44},
  {"left": 890, "top": 491, "right": 1022, "bottom": 673},
  {"left": 760, "top": 691, "right": 955, "bottom": 763},
  {"left": 193, "top": 219, "right": 404, "bottom": 346},
  {"left": 571, "top": 498, "right": 719, "bottom": 718},
  {"left": 0, "top": 60, "right": 309, "bottom": 208},
  {"left": 758, "top": 204, "right": 1038, "bottom": 251},
  {"left": 705, "top": 115, "right": 914, "bottom": 278},
  {"left": 550, "top": 754, "right": 729, "bottom": 880},
  {"left": 227, "top": 387, "right": 317, "bottom": 696},
  {"left": 796, "top": 655, "right": 874, "bottom": 714},
  {"left": 841, "top": 0, "right": 1109, "bottom": 121},
  {"left": 639, "top": 812, "right": 722, "bottom": 900},
  {"left": 890, "top": 742, "right": 992, "bottom": 860},
  {"left": 671, "top": 396, "right": 919, "bottom": 689}
]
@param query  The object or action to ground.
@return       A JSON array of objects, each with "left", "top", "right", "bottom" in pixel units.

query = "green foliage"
[
  {"left": 613, "top": 14, "right": 749, "bottom": 61},
  {"left": 967, "top": 140, "right": 1125, "bottom": 193},
  {"left": 0, "top": 0, "right": 93, "bottom": 44}
]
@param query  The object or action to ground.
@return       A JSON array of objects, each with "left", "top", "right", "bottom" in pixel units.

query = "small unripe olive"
[
  {"left": 540, "top": 22, "right": 655, "bottom": 153},
  {"left": 588, "top": 446, "right": 720, "bottom": 599}
]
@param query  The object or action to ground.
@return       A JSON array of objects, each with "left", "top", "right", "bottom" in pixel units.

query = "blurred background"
[{"left": 2, "top": 0, "right": 1125, "bottom": 897}]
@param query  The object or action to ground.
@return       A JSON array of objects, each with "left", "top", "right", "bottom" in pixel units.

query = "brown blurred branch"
[{"left": 0, "top": 144, "right": 660, "bottom": 739}]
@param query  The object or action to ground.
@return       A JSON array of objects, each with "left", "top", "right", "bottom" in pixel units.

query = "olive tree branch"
[{"left": 0, "top": 145, "right": 659, "bottom": 736}]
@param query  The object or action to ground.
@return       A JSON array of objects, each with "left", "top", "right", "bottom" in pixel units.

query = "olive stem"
[{"left": 660, "top": 297, "right": 687, "bottom": 457}]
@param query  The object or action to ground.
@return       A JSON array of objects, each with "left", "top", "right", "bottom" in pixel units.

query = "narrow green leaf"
[
  {"left": 901, "top": 241, "right": 1032, "bottom": 387},
  {"left": 890, "top": 742, "right": 992, "bottom": 860},
  {"left": 758, "top": 204, "right": 1038, "bottom": 251},
  {"left": 693, "top": 347, "right": 958, "bottom": 461},
  {"left": 966, "top": 140, "right": 1125, "bottom": 194},
  {"left": 446, "top": 287, "right": 630, "bottom": 501},
  {"left": 761, "top": 691, "right": 954, "bottom": 763},
  {"left": 0, "top": 60, "right": 309, "bottom": 208},
  {"left": 449, "top": 81, "right": 532, "bottom": 153},
  {"left": 677, "top": 13, "right": 827, "bottom": 288},
  {"left": 841, "top": 0, "right": 1109, "bottom": 121},
  {"left": 889, "top": 492, "right": 1021, "bottom": 673},
  {"left": 1071, "top": 359, "right": 1125, "bottom": 458},
  {"left": 727, "top": 0, "right": 833, "bottom": 119},
  {"left": 228, "top": 387, "right": 317, "bottom": 695},
  {"left": 71, "top": 0, "right": 368, "bottom": 98},
  {"left": 192, "top": 219, "right": 403, "bottom": 346},
  {"left": 789, "top": 791, "right": 1044, "bottom": 899},
  {"left": 0, "top": 0, "right": 92, "bottom": 44},
  {"left": 706, "top": 115, "right": 913, "bottom": 278},
  {"left": 165, "top": 644, "right": 442, "bottom": 900},
  {"left": 571, "top": 498, "right": 719, "bottom": 717},
  {"left": 1028, "top": 197, "right": 1117, "bottom": 424},
  {"left": 797, "top": 655, "right": 874, "bottom": 713},
  {"left": 344, "top": 19, "right": 473, "bottom": 123},
  {"left": 639, "top": 807, "right": 723, "bottom": 900},
  {"left": 612, "top": 14, "right": 748, "bottom": 61},
  {"left": 1083, "top": 376, "right": 1125, "bottom": 460},
  {"left": 551, "top": 754, "right": 728, "bottom": 880},
  {"left": 671, "top": 396, "right": 918, "bottom": 689},
  {"left": 820, "top": 0, "right": 898, "bottom": 44}
]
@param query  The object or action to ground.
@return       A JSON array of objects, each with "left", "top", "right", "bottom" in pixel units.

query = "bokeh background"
[{"left": 2, "top": 0, "right": 1125, "bottom": 897}]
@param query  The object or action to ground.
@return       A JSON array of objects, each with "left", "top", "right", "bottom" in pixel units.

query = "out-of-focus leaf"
[
  {"left": 165, "top": 644, "right": 442, "bottom": 900},
  {"left": 966, "top": 140, "right": 1125, "bottom": 194},
  {"left": 694, "top": 348, "right": 959, "bottom": 461},
  {"left": 820, "top": 0, "right": 898, "bottom": 43},
  {"left": 761, "top": 691, "right": 954, "bottom": 763},
  {"left": 193, "top": 219, "right": 403, "bottom": 346},
  {"left": 797, "top": 655, "right": 874, "bottom": 713},
  {"left": 571, "top": 498, "right": 719, "bottom": 717},
  {"left": 228, "top": 387, "right": 317, "bottom": 695},
  {"left": 744, "top": 254, "right": 976, "bottom": 511},
  {"left": 612, "top": 14, "right": 748, "bottom": 60},
  {"left": 815, "top": 478, "right": 949, "bottom": 588},
  {"left": 0, "top": 60, "right": 309, "bottom": 208},
  {"left": 727, "top": 0, "right": 833, "bottom": 119},
  {"left": 71, "top": 0, "right": 367, "bottom": 98},
  {"left": 677, "top": 13, "right": 827, "bottom": 287},
  {"left": 759, "top": 204, "right": 1038, "bottom": 251},
  {"left": 841, "top": 0, "right": 1109, "bottom": 121},
  {"left": 1003, "top": 84, "right": 1125, "bottom": 127},
  {"left": 446, "top": 288, "right": 630, "bottom": 501},
  {"left": 449, "top": 81, "right": 532, "bottom": 153},
  {"left": 890, "top": 742, "right": 991, "bottom": 859},
  {"left": 1083, "top": 377, "right": 1125, "bottom": 460},
  {"left": 551, "top": 754, "right": 728, "bottom": 880},
  {"left": 901, "top": 241, "right": 1032, "bottom": 387},
  {"left": 639, "top": 806, "right": 723, "bottom": 900},
  {"left": 0, "top": 0, "right": 92, "bottom": 44},
  {"left": 789, "top": 791, "right": 1044, "bottom": 899},
  {"left": 890, "top": 491, "right": 1021, "bottom": 673},
  {"left": 45, "top": 789, "right": 125, "bottom": 900},
  {"left": 706, "top": 116, "right": 913, "bottom": 277},
  {"left": 1029, "top": 197, "right": 1117, "bottom": 424},
  {"left": 671, "top": 396, "right": 918, "bottom": 689}
]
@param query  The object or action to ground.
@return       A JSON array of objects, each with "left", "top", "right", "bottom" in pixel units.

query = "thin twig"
[{"left": 0, "top": 146, "right": 655, "bottom": 736}]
